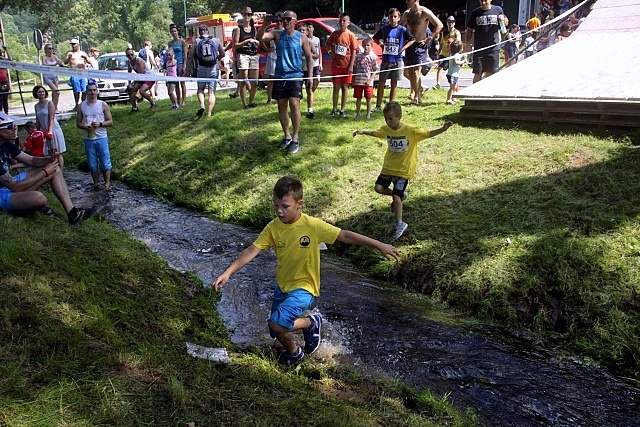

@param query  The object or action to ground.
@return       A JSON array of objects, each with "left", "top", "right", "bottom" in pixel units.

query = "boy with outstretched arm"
[
  {"left": 353, "top": 101, "right": 452, "bottom": 239},
  {"left": 213, "top": 175, "right": 399, "bottom": 364}
]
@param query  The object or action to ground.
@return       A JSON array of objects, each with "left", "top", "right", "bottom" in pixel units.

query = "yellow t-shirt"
[
  {"left": 253, "top": 213, "right": 341, "bottom": 297},
  {"left": 372, "top": 124, "right": 431, "bottom": 180}
]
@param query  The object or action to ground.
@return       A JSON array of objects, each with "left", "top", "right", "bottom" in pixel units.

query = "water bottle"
[{"left": 499, "top": 15, "right": 507, "bottom": 34}]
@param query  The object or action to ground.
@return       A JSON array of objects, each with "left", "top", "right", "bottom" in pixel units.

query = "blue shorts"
[
  {"left": 447, "top": 74, "right": 459, "bottom": 85},
  {"left": 68, "top": 76, "right": 87, "bottom": 93},
  {"left": 84, "top": 137, "right": 112, "bottom": 172},
  {"left": 268, "top": 284, "right": 315, "bottom": 338},
  {"left": 0, "top": 171, "right": 26, "bottom": 211}
]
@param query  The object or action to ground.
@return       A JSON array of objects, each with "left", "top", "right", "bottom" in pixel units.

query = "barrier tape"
[{"left": 0, "top": 1, "right": 587, "bottom": 84}]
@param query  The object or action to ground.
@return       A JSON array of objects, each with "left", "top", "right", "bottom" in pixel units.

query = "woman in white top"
[{"left": 41, "top": 43, "right": 64, "bottom": 109}]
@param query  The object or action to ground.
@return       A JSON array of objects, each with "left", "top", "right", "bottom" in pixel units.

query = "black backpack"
[{"left": 196, "top": 37, "right": 218, "bottom": 66}]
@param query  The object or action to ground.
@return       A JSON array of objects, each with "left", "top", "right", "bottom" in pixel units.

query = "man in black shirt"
[{"left": 465, "top": 0, "right": 506, "bottom": 83}]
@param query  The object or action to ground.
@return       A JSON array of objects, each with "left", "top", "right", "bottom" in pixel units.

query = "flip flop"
[{"left": 196, "top": 108, "right": 205, "bottom": 117}]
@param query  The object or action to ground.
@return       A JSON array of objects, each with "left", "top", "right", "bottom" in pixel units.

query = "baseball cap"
[
  {"left": 199, "top": 24, "right": 208, "bottom": 31},
  {"left": 447, "top": 16, "right": 456, "bottom": 22},
  {"left": 0, "top": 112, "right": 15, "bottom": 129},
  {"left": 70, "top": 38, "right": 79, "bottom": 44}
]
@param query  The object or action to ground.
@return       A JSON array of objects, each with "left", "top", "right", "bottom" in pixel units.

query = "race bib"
[
  {"left": 334, "top": 44, "right": 348, "bottom": 56},
  {"left": 383, "top": 44, "right": 399, "bottom": 56},
  {"left": 387, "top": 137, "right": 409, "bottom": 152}
]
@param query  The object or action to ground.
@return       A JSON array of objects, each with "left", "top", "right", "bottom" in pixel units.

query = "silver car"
[{"left": 96, "top": 52, "right": 130, "bottom": 103}]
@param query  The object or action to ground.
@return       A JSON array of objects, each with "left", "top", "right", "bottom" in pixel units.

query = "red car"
[{"left": 258, "top": 17, "right": 382, "bottom": 79}]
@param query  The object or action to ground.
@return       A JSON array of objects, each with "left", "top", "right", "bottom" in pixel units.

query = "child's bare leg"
[
  {"left": 365, "top": 97, "right": 372, "bottom": 116},
  {"left": 374, "top": 184, "right": 392, "bottom": 196},
  {"left": 269, "top": 318, "right": 312, "bottom": 354},
  {"left": 389, "top": 79, "right": 398, "bottom": 102},
  {"left": 447, "top": 85, "right": 455, "bottom": 102},
  {"left": 392, "top": 194, "right": 404, "bottom": 222},
  {"left": 355, "top": 98, "right": 361, "bottom": 116}
]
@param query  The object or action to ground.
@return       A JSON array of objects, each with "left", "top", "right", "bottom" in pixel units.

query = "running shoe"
[
  {"left": 307, "top": 111, "right": 315, "bottom": 119},
  {"left": 280, "top": 137, "right": 292, "bottom": 149},
  {"left": 329, "top": 110, "right": 338, "bottom": 117},
  {"left": 391, "top": 221, "right": 408, "bottom": 240},
  {"left": 288, "top": 141, "right": 299, "bottom": 154},
  {"left": 278, "top": 347, "right": 305, "bottom": 364},
  {"left": 68, "top": 206, "right": 98, "bottom": 226},
  {"left": 303, "top": 314, "right": 322, "bottom": 354}
]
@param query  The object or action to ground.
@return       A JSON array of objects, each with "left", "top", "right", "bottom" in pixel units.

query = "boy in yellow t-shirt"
[
  {"left": 213, "top": 175, "right": 399, "bottom": 364},
  {"left": 353, "top": 101, "right": 452, "bottom": 239}
]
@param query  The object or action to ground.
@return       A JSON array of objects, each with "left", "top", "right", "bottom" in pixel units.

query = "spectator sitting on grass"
[{"left": 0, "top": 112, "right": 97, "bottom": 224}]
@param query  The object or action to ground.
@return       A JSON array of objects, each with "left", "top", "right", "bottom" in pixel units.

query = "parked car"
[{"left": 96, "top": 52, "right": 130, "bottom": 103}]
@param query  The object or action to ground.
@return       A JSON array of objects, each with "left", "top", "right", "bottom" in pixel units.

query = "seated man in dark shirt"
[{"left": 0, "top": 113, "right": 96, "bottom": 225}]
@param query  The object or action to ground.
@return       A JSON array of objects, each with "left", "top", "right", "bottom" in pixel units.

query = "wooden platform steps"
[{"left": 460, "top": 98, "right": 640, "bottom": 128}]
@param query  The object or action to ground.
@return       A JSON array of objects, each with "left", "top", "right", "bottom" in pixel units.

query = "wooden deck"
[{"left": 456, "top": 0, "right": 640, "bottom": 127}]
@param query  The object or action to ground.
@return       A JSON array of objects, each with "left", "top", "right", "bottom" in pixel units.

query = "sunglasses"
[
  {"left": 282, "top": 16, "right": 294, "bottom": 22},
  {"left": 0, "top": 123, "right": 14, "bottom": 130},
  {"left": 46, "top": 47, "right": 53, "bottom": 50}
]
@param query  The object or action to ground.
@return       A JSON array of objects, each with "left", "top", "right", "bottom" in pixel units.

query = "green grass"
[
  {"left": 60, "top": 86, "right": 640, "bottom": 376},
  {"left": 0, "top": 213, "right": 474, "bottom": 426}
]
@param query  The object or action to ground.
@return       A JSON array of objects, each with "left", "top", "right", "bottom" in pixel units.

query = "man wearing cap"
[
  {"left": 234, "top": 7, "right": 260, "bottom": 109},
  {"left": 257, "top": 10, "right": 314, "bottom": 154},
  {"left": 434, "top": 16, "right": 462, "bottom": 90},
  {"left": 186, "top": 24, "right": 225, "bottom": 117},
  {"left": 126, "top": 48, "right": 157, "bottom": 112},
  {"left": 0, "top": 113, "right": 97, "bottom": 225},
  {"left": 63, "top": 38, "right": 91, "bottom": 109},
  {"left": 88, "top": 47, "right": 100, "bottom": 69}
]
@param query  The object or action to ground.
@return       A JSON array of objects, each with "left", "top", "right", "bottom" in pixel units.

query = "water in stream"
[{"left": 64, "top": 169, "right": 640, "bottom": 426}]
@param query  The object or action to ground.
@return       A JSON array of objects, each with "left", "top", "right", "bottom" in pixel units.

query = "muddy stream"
[{"left": 65, "top": 170, "right": 640, "bottom": 426}]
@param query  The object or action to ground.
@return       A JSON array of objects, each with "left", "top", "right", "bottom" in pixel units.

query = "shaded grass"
[
  {"left": 0, "top": 213, "right": 474, "bottom": 426},
  {"left": 60, "top": 86, "right": 640, "bottom": 375}
]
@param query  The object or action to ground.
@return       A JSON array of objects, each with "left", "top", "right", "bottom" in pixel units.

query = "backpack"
[
  {"left": 196, "top": 37, "right": 218, "bottom": 66},
  {"left": 138, "top": 48, "right": 147, "bottom": 62}
]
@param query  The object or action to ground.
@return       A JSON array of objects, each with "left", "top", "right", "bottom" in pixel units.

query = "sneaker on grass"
[
  {"left": 280, "top": 137, "right": 292, "bottom": 149},
  {"left": 391, "top": 221, "right": 408, "bottom": 240},
  {"left": 67, "top": 206, "right": 98, "bottom": 226},
  {"left": 288, "top": 141, "right": 299, "bottom": 154},
  {"left": 278, "top": 347, "right": 305, "bottom": 364},
  {"left": 303, "top": 314, "right": 322, "bottom": 354}
]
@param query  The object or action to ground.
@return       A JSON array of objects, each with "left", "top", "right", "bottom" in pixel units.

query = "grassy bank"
[
  {"left": 0, "top": 213, "right": 474, "bottom": 425},
  {"left": 60, "top": 87, "right": 640, "bottom": 376}
]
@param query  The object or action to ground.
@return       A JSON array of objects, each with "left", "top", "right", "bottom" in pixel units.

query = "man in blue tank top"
[{"left": 257, "top": 10, "right": 314, "bottom": 154}]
